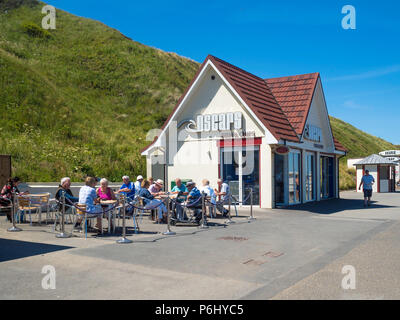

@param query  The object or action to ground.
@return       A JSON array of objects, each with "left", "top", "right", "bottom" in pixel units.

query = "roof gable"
[
  {"left": 355, "top": 154, "right": 396, "bottom": 165},
  {"left": 142, "top": 55, "right": 346, "bottom": 154},
  {"left": 208, "top": 56, "right": 299, "bottom": 142},
  {"left": 265, "top": 72, "right": 319, "bottom": 136}
]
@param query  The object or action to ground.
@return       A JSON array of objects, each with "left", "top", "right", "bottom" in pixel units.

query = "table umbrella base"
[
  {"left": 7, "top": 226, "right": 22, "bottom": 232},
  {"left": 116, "top": 237, "right": 132, "bottom": 244}
]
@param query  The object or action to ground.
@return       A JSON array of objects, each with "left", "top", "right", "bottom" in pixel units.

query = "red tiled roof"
[
  {"left": 208, "top": 56, "right": 299, "bottom": 142},
  {"left": 333, "top": 136, "right": 347, "bottom": 152},
  {"left": 142, "top": 55, "right": 346, "bottom": 153},
  {"left": 265, "top": 73, "right": 319, "bottom": 136}
]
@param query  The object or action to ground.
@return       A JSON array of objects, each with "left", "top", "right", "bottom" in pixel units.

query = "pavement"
[{"left": 0, "top": 188, "right": 400, "bottom": 300}]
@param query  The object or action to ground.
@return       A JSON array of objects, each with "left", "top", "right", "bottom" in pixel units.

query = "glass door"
[
  {"left": 221, "top": 146, "right": 259, "bottom": 205},
  {"left": 305, "top": 153, "right": 315, "bottom": 201},
  {"left": 274, "top": 153, "right": 285, "bottom": 204},
  {"left": 321, "top": 156, "right": 334, "bottom": 199},
  {"left": 288, "top": 151, "right": 301, "bottom": 204}
]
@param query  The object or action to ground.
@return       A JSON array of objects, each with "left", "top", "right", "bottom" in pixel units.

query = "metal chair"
[
  {"left": 74, "top": 204, "right": 102, "bottom": 239},
  {"left": 52, "top": 203, "right": 76, "bottom": 232},
  {"left": 16, "top": 195, "right": 38, "bottom": 225},
  {"left": 204, "top": 196, "right": 217, "bottom": 218},
  {"left": 29, "top": 193, "right": 51, "bottom": 224}
]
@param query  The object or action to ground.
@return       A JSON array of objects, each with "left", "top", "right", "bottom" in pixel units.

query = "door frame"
[{"left": 219, "top": 145, "right": 260, "bottom": 206}]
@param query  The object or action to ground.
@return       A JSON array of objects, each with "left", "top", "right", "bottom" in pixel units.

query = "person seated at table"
[
  {"left": 171, "top": 178, "right": 188, "bottom": 196},
  {"left": 138, "top": 179, "right": 167, "bottom": 223},
  {"left": 200, "top": 179, "right": 216, "bottom": 218},
  {"left": 55, "top": 177, "right": 78, "bottom": 212},
  {"left": 76, "top": 176, "right": 102, "bottom": 232},
  {"left": 117, "top": 175, "right": 135, "bottom": 200},
  {"left": 135, "top": 175, "right": 143, "bottom": 195},
  {"left": 171, "top": 178, "right": 188, "bottom": 220},
  {"left": 149, "top": 179, "right": 165, "bottom": 196},
  {"left": 148, "top": 177, "right": 154, "bottom": 186},
  {"left": 1, "top": 177, "right": 27, "bottom": 222},
  {"left": 214, "top": 179, "right": 230, "bottom": 217},
  {"left": 96, "top": 178, "right": 116, "bottom": 230},
  {"left": 185, "top": 181, "right": 202, "bottom": 223},
  {"left": 97, "top": 178, "right": 116, "bottom": 201}
]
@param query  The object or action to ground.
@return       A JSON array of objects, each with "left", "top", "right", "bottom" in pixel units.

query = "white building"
[
  {"left": 347, "top": 158, "right": 363, "bottom": 169},
  {"left": 355, "top": 154, "right": 397, "bottom": 193},
  {"left": 141, "top": 55, "right": 346, "bottom": 208}
]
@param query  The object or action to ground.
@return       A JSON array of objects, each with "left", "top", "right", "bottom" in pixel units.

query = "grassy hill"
[
  {"left": 0, "top": 0, "right": 198, "bottom": 181},
  {"left": 0, "top": 0, "right": 397, "bottom": 190}
]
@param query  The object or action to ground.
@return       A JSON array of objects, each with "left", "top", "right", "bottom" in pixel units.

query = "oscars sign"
[{"left": 183, "top": 112, "right": 243, "bottom": 132}]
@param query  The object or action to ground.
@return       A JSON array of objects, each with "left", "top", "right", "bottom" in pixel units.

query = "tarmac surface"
[{"left": 0, "top": 187, "right": 399, "bottom": 299}]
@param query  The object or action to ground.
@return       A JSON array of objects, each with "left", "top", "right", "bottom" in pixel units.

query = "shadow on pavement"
[
  {"left": 277, "top": 198, "right": 397, "bottom": 214},
  {"left": 0, "top": 238, "right": 74, "bottom": 263}
]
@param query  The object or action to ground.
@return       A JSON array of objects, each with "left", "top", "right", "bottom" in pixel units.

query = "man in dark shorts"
[{"left": 358, "top": 170, "right": 375, "bottom": 207}]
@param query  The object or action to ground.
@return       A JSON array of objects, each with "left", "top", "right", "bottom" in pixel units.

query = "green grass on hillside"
[{"left": 0, "top": 0, "right": 199, "bottom": 181}]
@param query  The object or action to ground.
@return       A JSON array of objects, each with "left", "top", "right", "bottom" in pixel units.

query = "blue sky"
[{"left": 49, "top": 0, "right": 400, "bottom": 144}]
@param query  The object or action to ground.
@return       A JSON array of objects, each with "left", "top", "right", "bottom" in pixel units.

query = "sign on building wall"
[{"left": 379, "top": 150, "right": 400, "bottom": 157}]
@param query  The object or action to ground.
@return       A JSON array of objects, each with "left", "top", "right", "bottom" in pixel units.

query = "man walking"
[{"left": 359, "top": 170, "right": 375, "bottom": 207}]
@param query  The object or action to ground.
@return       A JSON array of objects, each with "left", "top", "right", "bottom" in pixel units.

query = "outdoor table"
[
  {"left": 100, "top": 199, "right": 117, "bottom": 234},
  {"left": 21, "top": 193, "right": 51, "bottom": 224}
]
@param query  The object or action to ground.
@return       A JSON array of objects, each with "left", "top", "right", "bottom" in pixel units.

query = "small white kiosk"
[{"left": 355, "top": 154, "right": 396, "bottom": 193}]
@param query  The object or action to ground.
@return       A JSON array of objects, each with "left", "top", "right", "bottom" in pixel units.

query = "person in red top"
[{"left": 1, "top": 177, "right": 28, "bottom": 222}]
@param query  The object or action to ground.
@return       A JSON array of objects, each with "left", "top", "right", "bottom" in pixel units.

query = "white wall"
[
  {"left": 300, "top": 79, "right": 335, "bottom": 154},
  {"left": 160, "top": 65, "right": 266, "bottom": 195},
  {"left": 260, "top": 142, "right": 273, "bottom": 208},
  {"left": 356, "top": 167, "right": 363, "bottom": 193},
  {"left": 347, "top": 158, "right": 363, "bottom": 169},
  {"left": 380, "top": 180, "right": 389, "bottom": 193}
]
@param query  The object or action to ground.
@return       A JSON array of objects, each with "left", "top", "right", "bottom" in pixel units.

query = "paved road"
[{"left": 0, "top": 190, "right": 399, "bottom": 299}]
